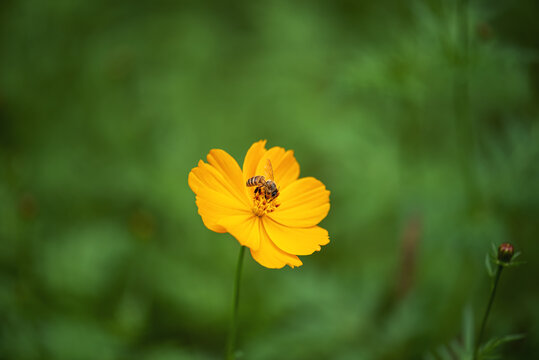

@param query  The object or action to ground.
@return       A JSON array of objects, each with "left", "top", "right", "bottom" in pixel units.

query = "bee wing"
[{"left": 264, "top": 159, "right": 274, "bottom": 181}]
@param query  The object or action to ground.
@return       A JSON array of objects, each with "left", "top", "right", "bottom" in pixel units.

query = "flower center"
[{"left": 251, "top": 187, "right": 280, "bottom": 217}]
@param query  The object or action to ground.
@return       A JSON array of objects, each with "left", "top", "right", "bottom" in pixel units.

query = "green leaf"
[
  {"left": 485, "top": 254, "right": 494, "bottom": 277},
  {"left": 479, "top": 334, "right": 525, "bottom": 359},
  {"left": 503, "top": 260, "right": 526, "bottom": 267},
  {"left": 462, "top": 306, "right": 474, "bottom": 355},
  {"left": 490, "top": 243, "right": 498, "bottom": 257}
]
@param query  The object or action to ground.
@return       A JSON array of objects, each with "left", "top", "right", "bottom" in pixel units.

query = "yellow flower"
[{"left": 188, "top": 140, "right": 330, "bottom": 268}]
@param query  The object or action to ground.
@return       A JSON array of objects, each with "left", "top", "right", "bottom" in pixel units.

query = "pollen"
[{"left": 251, "top": 189, "right": 279, "bottom": 217}]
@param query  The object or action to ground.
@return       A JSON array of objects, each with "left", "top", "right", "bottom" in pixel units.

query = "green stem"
[
  {"left": 226, "top": 245, "right": 245, "bottom": 360},
  {"left": 474, "top": 265, "right": 503, "bottom": 359}
]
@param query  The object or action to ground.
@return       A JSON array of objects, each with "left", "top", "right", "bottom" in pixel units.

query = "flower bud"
[{"left": 497, "top": 243, "right": 514, "bottom": 263}]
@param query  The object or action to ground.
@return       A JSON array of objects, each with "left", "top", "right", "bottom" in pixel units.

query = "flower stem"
[
  {"left": 226, "top": 245, "right": 245, "bottom": 360},
  {"left": 474, "top": 264, "right": 503, "bottom": 359}
]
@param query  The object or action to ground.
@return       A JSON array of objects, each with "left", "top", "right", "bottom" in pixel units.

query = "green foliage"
[
  {"left": 425, "top": 307, "right": 474, "bottom": 360},
  {"left": 426, "top": 302, "right": 524, "bottom": 360},
  {"left": 478, "top": 334, "right": 525, "bottom": 360},
  {"left": 1, "top": 0, "right": 538, "bottom": 359}
]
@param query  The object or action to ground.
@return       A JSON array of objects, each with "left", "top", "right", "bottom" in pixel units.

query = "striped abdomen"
[{"left": 246, "top": 176, "right": 266, "bottom": 187}]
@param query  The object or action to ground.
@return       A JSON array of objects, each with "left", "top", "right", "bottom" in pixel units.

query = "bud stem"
[{"left": 474, "top": 264, "right": 503, "bottom": 359}]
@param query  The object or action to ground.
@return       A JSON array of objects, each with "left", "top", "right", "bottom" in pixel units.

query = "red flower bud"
[{"left": 497, "top": 243, "right": 514, "bottom": 263}]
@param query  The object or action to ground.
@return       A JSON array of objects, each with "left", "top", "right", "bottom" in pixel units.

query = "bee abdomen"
[{"left": 246, "top": 176, "right": 265, "bottom": 187}]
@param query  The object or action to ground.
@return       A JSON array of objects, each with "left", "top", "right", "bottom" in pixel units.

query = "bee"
[{"left": 246, "top": 159, "right": 279, "bottom": 201}]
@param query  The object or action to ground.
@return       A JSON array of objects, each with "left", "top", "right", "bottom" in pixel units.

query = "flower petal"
[
  {"left": 242, "top": 140, "right": 268, "bottom": 183},
  {"left": 195, "top": 196, "right": 232, "bottom": 233},
  {"left": 255, "top": 146, "right": 300, "bottom": 190},
  {"left": 206, "top": 149, "right": 250, "bottom": 207},
  {"left": 268, "top": 177, "right": 330, "bottom": 228},
  {"left": 255, "top": 146, "right": 299, "bottom": 189},
  {"left": 250, "top": 220, "right": 302, "bottom": 269},
  {"left": 189, "top": 160, "right": 250, "bottom": 232},
  {"left": 218, "top": 214, "right": 260, "bottom": 250},
  {"left": 263, "top": 217, "right": 329, "bottom": 255},
  {"left": 241, "top": 141, "right": 300, "bottom": 195}
]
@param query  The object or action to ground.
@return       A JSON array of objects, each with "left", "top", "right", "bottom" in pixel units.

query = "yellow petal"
[
  {"left": 242, "top": 140, "right": 267, "bottom": 183},
  {"left": 188, "top": 159, "right": 250, "bottom": 233},
  {"left": 250, "top": 220, "right": 303, "bottom": 269},
  {"left": 255, "top": 146, "right": 300, "bottom": 190},
  {"left": 268, "top": 177, "right": 330, "bottom": 228},
  {"left": 206, "top": 149, "right": 250, "bottom": 207},
  {"left": 218, "top": 214, "right": 260, "bottom": 250},
  {"left": 263, "top": 217, "right": 329, "bottom": 255},
  {"left": 194, "top": 192, "right": 249, "bottom": 233},
  {"left": 242, "top": 140, "right": 268, "bottom": 200}
]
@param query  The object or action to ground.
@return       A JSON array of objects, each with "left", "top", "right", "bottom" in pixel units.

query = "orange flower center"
[{"left": 251, "top": 188, "right": 280, "bottom": 217}]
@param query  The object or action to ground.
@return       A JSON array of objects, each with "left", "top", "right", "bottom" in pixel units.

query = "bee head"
[{"left": 264, "top": 181, "right": 279, "bottom": 200}]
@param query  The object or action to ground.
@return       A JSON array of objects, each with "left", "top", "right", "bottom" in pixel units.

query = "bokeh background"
[{"left": 1, "top": 0, "right": 538, "bottom": 359}]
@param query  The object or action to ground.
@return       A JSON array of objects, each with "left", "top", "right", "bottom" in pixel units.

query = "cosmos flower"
[{"left": 188, "top": 140, "right": 330, "bottom": 268}]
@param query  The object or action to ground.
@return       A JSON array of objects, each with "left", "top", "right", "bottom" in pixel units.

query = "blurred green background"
[{"left": 1, "top": 0, "right": 538, "bottom": 359}]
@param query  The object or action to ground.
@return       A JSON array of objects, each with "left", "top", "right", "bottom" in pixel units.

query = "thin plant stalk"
[
  {"left": 474, "top": 264, "right": 503, "bottom": 359},
  {"left": 226, "top": 245, "right": 245, "bottom": 360}
]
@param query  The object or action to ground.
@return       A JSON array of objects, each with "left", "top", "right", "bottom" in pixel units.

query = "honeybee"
[{"left": 246, "top": 159, "right": 279, "bottom": 201}]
